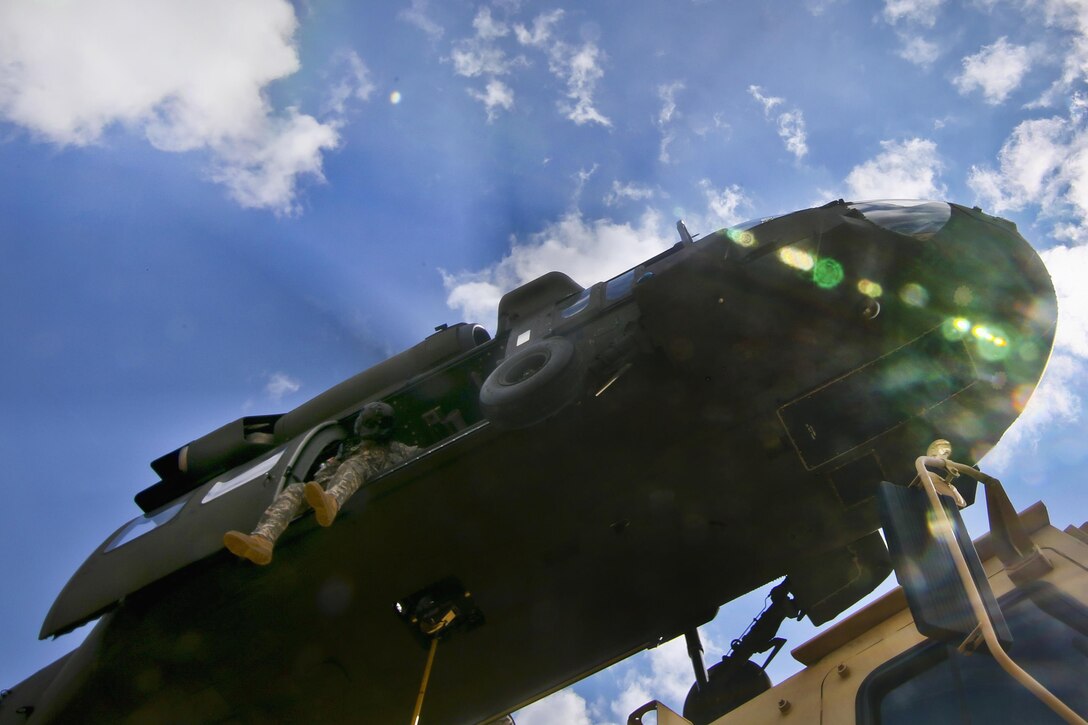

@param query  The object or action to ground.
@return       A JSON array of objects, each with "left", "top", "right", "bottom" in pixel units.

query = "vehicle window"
[{"left": 859, "top": 593, "right": 1088, "bottom": 724}]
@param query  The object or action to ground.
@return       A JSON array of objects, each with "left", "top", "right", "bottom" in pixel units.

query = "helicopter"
[{"left": 1, "top": 199, "right": 1056, "bottom": 723}]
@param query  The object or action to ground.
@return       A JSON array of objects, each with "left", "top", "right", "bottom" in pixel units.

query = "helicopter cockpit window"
[
  {"left": 849, "top": 200, "right": 952, "bottom": 240},
  {"left": 105, "top": 500, "right": 186, "bottom": 553},
  {"left": 560, "top": 288, "right": 592, "bottom": 318}
]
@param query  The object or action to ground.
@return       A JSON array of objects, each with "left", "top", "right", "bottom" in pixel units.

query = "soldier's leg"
[
  {"left": 224, "top": 483, "right": 307, "bottom": 565},
  {"left": 253, "top": 482, "right": 308, "bottom": 541},
  {"left": 326, "top": 458, "right": 368, "bottom": 507},
  {"left": 304, "top": 459, "right": 366, "bottom": 527}
]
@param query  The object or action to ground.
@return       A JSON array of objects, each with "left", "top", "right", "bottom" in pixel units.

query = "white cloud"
[
  {"left": 450, "top": 42, "right": 521, "bottom": 78},
  {"left": 323, "top": 50, "right": 377, "bottom": 116},
  {"left": 472, "top": 6, "right": 510, "bottom": 40},
  {"left": 967, "top": 114, "right": 1088, "bottom": 229},
  {"left": 657, "top": 82, "right": 685, "bottom": 163},
  {"left": 209, "top": 110, "right": 339, "bottom": 213},
  {"left": 747, "top": 86, "right": 807, "bottom": 160},
  {"left": 777, "top": 109, "right": 808, "bottom": 159},
  {"left": 519, "top": 10, "right": 611, "bottom": 127},
  {"left": 515, "top": 688, "right": 592, "bottom": 725},
  {"left": 442, "top": 208, "right": 670, "bottom": 326},
  {"left": 1044, "top": 244, "right": 1088, "bottom": 359},
  {"left": 604, "top": 180, "right": 655, "bottom": 206},
  {"left": 897, "top": 34, "right": 941, "bottom": 67},
  {"left": 610, "top": 633, "right": 716, "bottom": 722},
  {"left": 748, "top": 85, "right": 783, "bottom": 115},
  {"left": 514, "top": 10, "right": 565, "bottom": 48},
  {"left": 954, "top": 37, "right": 1032, "bottom": 104},
  {"left": 448, "top": 7, "right": 528, "bottom": 119},
  {"left": 450, "top": 8, "right": 609, "bottom": 127},
  {"left": 398, "top": 0, "right": 445, "bottom": 40},
  {"left": 654, "top": 84, "right": 730, "bottom": 161},
  {"left": 265, "top": 372, "right": 301, "bottom": 401},
  {"left": 1028, "top": 0, "right": 1088, "bottom": 107},
  {"left": 693, "top": 111, "right": 731, "bottom": 138},
  {"left": 658, "top": 82, "right": 684, "bottom": 127},
  {"left": 573, "top": 164, "right": 600, "bottom": 202},
  {"left": 469, "top": 79, "right": 516, "bottom": 121},
  {"left": 844, "top": 138, "right": 945, "bottom": 200},
  {"left": 0, "top": 0, "right": 340, "bottom": 215},
  {"left": 442, "top": 174, "right": 753, "bottom": 325},
  {"left": 806, "top": 0, "right": 845, "bottom": 15},
  {"left": 882, "top": 0, "right": 943, "bottom": 27},
  {"left": 550, "top": 41, "right": 612, "bottom": 127},
  {"left": 444, "top": 278, "right": 507, "bottom": 328},
  {"left": 699, "top": 180, "right": 752, "bottom": 227}
]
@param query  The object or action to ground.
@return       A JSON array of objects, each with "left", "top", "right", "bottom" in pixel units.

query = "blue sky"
[{"left": 3, "top": 0, "right": 1088, "bottom": 721}]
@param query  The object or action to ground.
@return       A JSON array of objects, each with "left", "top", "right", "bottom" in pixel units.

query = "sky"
[{"left": 3, "top": 0, "right": 1088, "bottom": 722}]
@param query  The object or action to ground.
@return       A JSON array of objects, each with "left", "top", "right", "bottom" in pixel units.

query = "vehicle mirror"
[{"left": 877, "top": 481, "right": 1012, "bottom": 648}]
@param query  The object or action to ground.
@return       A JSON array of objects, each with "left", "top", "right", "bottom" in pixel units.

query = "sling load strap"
[{"left": 410, "top": 637, "right": 439, "bottom": 725}]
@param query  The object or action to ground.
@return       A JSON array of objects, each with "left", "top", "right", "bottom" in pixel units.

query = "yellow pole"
[{"left": 410, "top": 638, "right": 439, "bottom": 725}]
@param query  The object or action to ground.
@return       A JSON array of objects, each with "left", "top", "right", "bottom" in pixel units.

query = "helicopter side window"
[
  {"left": 605, "top": 269, "right": 636, "bottom": 302},
  {"left": 104, "top": 500, "right": 186, "bottom": 553},
  {"left": 560, "top": 288, "right": 592, "bottom": 319}
]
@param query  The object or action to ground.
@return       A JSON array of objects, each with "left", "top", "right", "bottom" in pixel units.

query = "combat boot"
[
  {"left": 223, "top": 531, "right": 274, "bottom": 565},
  {"left": 305, "top": 481, "right": 340, "bottom": 527}
]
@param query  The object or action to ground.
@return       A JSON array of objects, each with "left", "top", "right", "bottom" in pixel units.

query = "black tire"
[{"left": 480, "top": 337, "right": 585, "bottom": 429}]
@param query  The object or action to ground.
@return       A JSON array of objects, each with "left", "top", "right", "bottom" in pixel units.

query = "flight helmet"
[{"left": 354, "top": 401, "right": 396, "bottom": 441}]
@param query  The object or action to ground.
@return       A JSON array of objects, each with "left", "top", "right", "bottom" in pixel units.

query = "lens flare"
[
  {"left": 1011, "top": 383, "right": 1035, "bottom": 413},
  {"left": 390, "top": 90, "right": 402, "bottom": 104},
  {"left": 953, "top": 285, "right": 975, "bottom": 306},
  {"left": 926, "top": 508, "right": 953, "bottom": 539},
  {"left": 858, "top": 279, "right": 883, "bottom": 297},
  {"left": 1019, "top": 342, "right": 1040, "bottom": 362},
  {"left": 970, "top": 441, "right": 994, "bottom": 462},
  {"left": 941, "top": 317, "right": 971, "bottom": 341},
  {"left": 899, "top": 283, "right": 929, "bottom": 307},
  {"left": 974, "top": 325, "right": 1012, "bottom": 361},
  {"left": 726, "top": 228, "right": 757, "bottom": 247},
  {"left": 813, "top": 258, "right": 844, "bottom": 289},
  {"left": 777, "top": 246, "right": 815, "bottom": 271}
]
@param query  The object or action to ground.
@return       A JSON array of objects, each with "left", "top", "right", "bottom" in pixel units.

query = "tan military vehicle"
[{"left": 631, "top": 456, "right": 1088, "bottom": 725}]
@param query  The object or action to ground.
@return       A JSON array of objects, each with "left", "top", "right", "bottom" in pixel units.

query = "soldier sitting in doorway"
[{"left": 223, "top": 402, "right": 419, "bottom": 565}]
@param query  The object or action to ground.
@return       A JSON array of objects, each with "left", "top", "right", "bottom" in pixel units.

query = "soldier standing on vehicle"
[{"left": 223, "top": 402, "right": 419, "bottom": 565}]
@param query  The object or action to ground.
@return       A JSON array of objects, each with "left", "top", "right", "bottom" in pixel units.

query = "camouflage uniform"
[{"left": 251, "top": 439, "right": 418, "bottom": 542}]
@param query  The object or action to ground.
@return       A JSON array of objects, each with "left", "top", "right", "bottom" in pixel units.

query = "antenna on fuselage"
[{"left": 677, "top": 219, "right": 698, "bottom": 244}]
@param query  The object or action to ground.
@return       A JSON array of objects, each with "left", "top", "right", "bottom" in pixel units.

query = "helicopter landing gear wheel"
[{"left": 480, "top": 338, "right": 584, "bottom": 430}]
